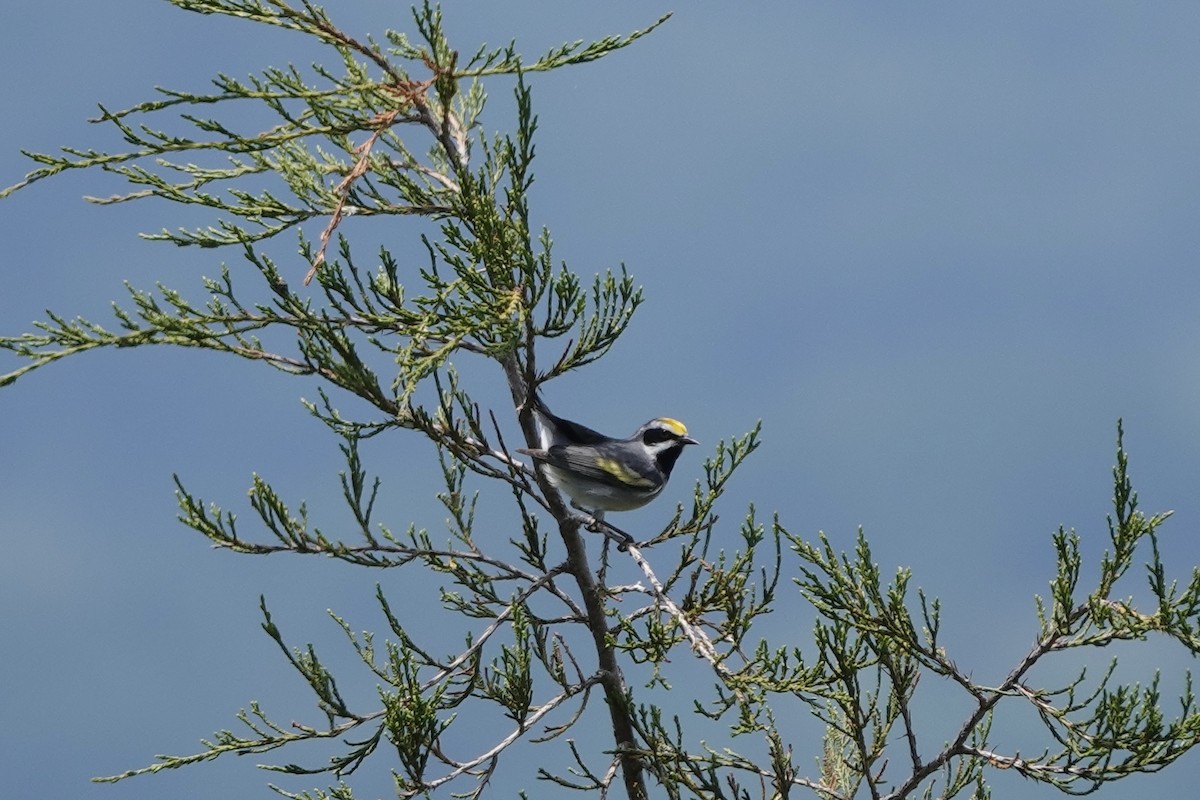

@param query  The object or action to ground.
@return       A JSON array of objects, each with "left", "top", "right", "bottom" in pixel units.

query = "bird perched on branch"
[{"left": 518, "top": 394, "right": 698, "bottom": 548}]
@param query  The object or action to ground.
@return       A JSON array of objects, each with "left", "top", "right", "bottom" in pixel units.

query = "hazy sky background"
[{"left": 3, "top": 2, "right": 1200, "bottom": 798}]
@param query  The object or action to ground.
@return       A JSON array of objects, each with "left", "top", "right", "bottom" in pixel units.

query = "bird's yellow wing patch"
[{"left": 595, "top": 457, "right": 656, "bottom": 487}]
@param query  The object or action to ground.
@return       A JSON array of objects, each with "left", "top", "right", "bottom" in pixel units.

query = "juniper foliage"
[{"left": 4, "top": 3, "right": 1199, "bottom": 799}]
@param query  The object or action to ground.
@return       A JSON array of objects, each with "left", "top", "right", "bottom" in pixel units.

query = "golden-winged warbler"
[{"left": 518, "top": 394, "right": 698, "bottom": 546}]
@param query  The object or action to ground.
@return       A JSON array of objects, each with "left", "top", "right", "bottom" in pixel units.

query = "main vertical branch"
[{"left": 503, "top": 353, "right": 648, "bottom": 799}]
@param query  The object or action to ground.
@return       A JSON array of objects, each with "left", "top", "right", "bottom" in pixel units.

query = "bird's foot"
[{"left": 571, "top": 506, "right": 635, "bottom": 552}]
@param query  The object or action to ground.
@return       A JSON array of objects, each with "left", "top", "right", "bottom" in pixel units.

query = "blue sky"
[{"left": 3, "top": 2, "right": 1200, "bottom": 798}]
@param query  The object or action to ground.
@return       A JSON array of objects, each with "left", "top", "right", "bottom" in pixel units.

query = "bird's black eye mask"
[{"left": 642, "top": 427, "right": 678, "bottom": 446}]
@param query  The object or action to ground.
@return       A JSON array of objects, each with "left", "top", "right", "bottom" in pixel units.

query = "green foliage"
[{"left": 4, "top": 3, "right": 1200, "bottom": 799}]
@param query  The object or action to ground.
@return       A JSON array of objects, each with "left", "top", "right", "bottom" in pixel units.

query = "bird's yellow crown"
[{"left": 655, "top": 418, "right": 689, "bottom": 437}]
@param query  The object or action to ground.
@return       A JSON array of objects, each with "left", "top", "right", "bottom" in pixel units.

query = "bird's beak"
[{"left": 682, "top": 436, "right": 699, "bottom": 446}]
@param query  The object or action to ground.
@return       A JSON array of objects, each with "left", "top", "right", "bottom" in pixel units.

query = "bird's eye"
[{"left": 642, "top": 427, "right": 675, "bottom": 446}]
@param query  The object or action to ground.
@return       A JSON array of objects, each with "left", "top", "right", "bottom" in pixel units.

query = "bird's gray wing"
[{"left": 538, "top": 442, "right": 659, "bottom": 489}]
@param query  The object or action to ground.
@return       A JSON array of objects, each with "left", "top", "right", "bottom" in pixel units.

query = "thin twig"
[{"left": 624, "top": 544, "right": 745, "bottom": 701}]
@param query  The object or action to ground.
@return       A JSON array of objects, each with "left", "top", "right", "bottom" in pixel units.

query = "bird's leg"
[{"left": 571, "top": 505, "right": 635, "bottom": 552}]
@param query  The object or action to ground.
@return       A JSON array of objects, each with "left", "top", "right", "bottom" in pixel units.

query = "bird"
[{"left": 517, "top": 394, "right": 698, "bottom": 548}]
